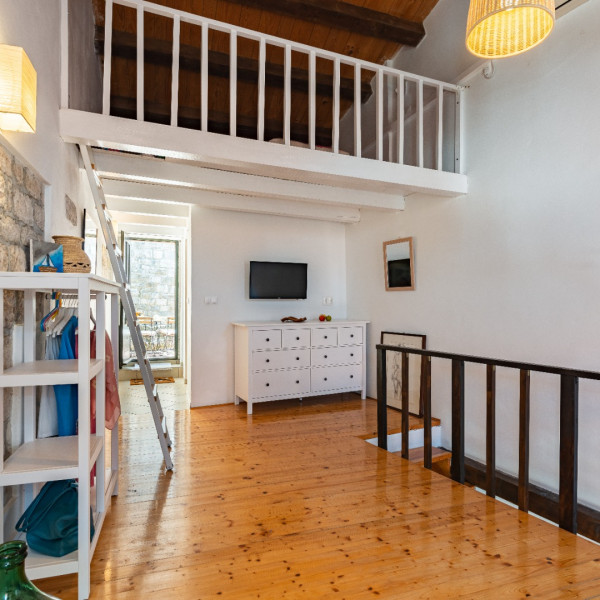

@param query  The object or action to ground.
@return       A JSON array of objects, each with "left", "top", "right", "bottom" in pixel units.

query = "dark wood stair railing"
[{"left": 376, "top": 344, "right": 600, "bottom": 541}]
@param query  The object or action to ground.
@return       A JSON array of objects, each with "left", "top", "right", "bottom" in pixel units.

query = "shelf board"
[
  {"left": 0, "top": 272, "right": 121, "bottom": 294},
  {"left": 0, "top": 359, "right": 103, "bottom": 388},
  {"left": 0, "top": 436, "right": 104, "bottom": 486},
  {"left": 26, "top": 547, "right": 79, "bottom": 580}
]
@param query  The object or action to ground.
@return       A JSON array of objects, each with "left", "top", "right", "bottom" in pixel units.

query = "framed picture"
[
  {"left": 383, "top": 237, "right": 414, "bottom": 291},
  {"left": 30, "top": 240, "right": 63, "bottom": 273},
  {"left": 380, "top": 331, "right": 426, "bottom": 416}
]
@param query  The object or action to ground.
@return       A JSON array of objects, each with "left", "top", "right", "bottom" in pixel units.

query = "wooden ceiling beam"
[
  {"left": 96, "top": 28, "right": 372, "bottom": 104},
  {"left": 226, "top": 0, "right": 425, "bottom": 46},
  {"left": 110, "top": 95, "right": 334, "bottom": 147}
]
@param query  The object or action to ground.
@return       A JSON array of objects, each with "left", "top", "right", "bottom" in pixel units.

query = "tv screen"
[{"left": 249, "top": 261, "right": 307, "bottom": 299}]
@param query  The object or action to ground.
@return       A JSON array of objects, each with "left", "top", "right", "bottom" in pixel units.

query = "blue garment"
[{"left": 54, "top": 316, "right": 78, "bottom": 436}]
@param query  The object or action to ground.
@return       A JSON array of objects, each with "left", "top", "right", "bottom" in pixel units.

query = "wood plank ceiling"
[{"left": 92, "top": 0, "right": 440, "bottom": 146}]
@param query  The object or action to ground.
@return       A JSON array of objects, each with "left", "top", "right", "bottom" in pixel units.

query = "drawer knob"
[
  {"left": 296, "top": 336, "right": 300, "bottom": 340},
  {"left": 351, "top": 334, "right": 354, "bottom": 338},
  {"left": 324, "top": 377, "right": 328, "bottom": 381},
  {"left": 324, "top": 335, "right": 328, "bottom": 339},
  {"left": 296, "top": 357, "right": 300, "bottom": 360},
  {"left": 266, "top": 338, "right": 270, "bottom": 342},
  {"left": 350, "top": 375, "right": 354, "bottom": 379},
  {"left": 296, "top": 380, "right": 300, "bottom": 384},
  {"left": 266, "top": 383, "right": 270, "bottom": 387},
  {"left": 350, "top": 353, "right": 354, "bottom": 357},
  {"left": 324, "top": 355, "right": 328, "bottom": 359},
  {"left": 266, "top": 359, "right": 270, "bottom": 363}
]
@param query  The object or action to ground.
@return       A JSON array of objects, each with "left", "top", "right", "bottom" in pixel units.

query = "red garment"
[{"left": 90, "top": 331, "right": 121, "bottom": 430}]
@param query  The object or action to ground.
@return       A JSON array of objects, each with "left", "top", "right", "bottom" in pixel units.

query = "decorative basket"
[{"left": 52, "top": 235, "right": 91, "bottom": 273}]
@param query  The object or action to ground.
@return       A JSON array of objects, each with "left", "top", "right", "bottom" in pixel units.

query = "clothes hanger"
[
  {"left": 52, "top": 298, "right": 76, "bottom": 337},
  {"left": 40, "top": 291, "right": 61, "bottom": 332}
]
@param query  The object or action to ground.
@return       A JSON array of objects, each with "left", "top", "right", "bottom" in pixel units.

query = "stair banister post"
[
  {"left": 401, "top": 351, "right": 409, "bottom": 459},
  {"left": 377, "top": 346, "right": 387, "bottom": 450},
  {"left": 518, "top": 369, "right": 531, "bottom": 512},
  {"left": 559, "top": 374, "right": 578, "bottom": 533},
  {"left": 451, "top": 359, "right": 465, "bottom": 483},
  {"left": 422, "top": 355, "right": 432, "bottom": 469},
  {"left": 486, "top": 363, "right": 496, "bottom": 497}
]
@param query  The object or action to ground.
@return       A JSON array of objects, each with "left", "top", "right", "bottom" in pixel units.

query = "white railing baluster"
[
  {"left": 308, "top": 50, "right": 316, "bottom": 150},
  {"left": 170, "top": 16, "right": 180, "bottom": 127},
  {"left": 417, "top": 78, "right": 424, "bottom": 168},
  {"left": 102, "top": 0, "right": 114, "bottom": 115},
  {"left": 258, "top": 38, "right": 266, "bottom": 142},
  {"left": 284, "top": 44, "right": 291, "bottom": 146},
  {"left": 397, "top": 74, "right": 404, "bottom": 165},
  {"left": 354, "top": 63, "right": 361, "bottom": 158},
  {"left": 230, "top": 31, "right": 237, "bottom": 136},
  {"left": 136, "top": 4, "right": 144, "bottom": 121},
  {"left": 437, "top": 84, "right": 444, "bottom": 170},
  {"left": 455, "top": 89, "right": 462, "bottom": 174},
  {"left": 332, "top": 57, "right": 340, "bottom": 154},
  {"left": 201, "top": 22, "right": 208, "bottom": 131},
  {"left": 376, "top": 69, "right": 383, "bottom": 161}
]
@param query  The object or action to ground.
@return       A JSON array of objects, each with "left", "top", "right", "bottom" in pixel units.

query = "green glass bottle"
[{"left": 0, "top": 541, "right": 59, "bottom": 599}]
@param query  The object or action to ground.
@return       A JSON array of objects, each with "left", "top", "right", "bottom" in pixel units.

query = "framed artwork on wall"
[{"left": 380, "top": 331, "right": 426, "bottom": 416}]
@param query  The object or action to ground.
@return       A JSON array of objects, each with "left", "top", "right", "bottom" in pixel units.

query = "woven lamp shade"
[
  {"left": 466, "top": 0, "right": 555, "bottom": 58},
  {"left": 0, "top": 45, "right": 36, "bottom": 132}
]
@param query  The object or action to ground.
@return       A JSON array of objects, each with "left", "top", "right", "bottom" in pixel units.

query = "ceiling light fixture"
[
  {"left": 0, "top": 44, "right": 37, "bottom": 133},
  {"left": 466, "top": 0, "right": 555, "bottom": 58}
]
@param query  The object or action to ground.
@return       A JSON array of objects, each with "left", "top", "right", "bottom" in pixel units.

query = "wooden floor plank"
[{"left": 36, "top": 394, "right": 600, "bottom": 599}]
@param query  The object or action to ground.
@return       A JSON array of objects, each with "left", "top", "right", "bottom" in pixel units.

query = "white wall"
[
  {"left": 0, "top": 0, "right": 90, "bottom": 237},
  {"left": 345, "top": 0, "right": 600, "bottom": 508},
  {"left": 189, "top": 207, "right": 347, "bottom": 408}
]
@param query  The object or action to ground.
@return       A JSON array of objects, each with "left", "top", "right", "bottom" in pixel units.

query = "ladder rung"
[{"left": 113, "top": 244, "right": 122, "bottom": 257}]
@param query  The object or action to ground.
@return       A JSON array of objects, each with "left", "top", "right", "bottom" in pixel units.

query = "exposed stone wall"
[{"left": 0, "top": 141, "right": 45, "bottom": 459}]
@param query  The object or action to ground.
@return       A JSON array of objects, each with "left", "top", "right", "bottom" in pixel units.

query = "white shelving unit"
[{"left": 0, "top": 273, "right": 121, "bottom": 599}]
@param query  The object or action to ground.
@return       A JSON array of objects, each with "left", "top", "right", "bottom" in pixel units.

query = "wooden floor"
[{"left": 37, "top": 394, "right": 600, "bottom": 599}]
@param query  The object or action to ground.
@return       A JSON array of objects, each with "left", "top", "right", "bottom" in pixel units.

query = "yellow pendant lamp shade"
[
  {"left": 466, "top": 0, "right": 555, "bottom": 59},
  {"left": 0, "top": 45, "right": 36, "bottom": 133}
]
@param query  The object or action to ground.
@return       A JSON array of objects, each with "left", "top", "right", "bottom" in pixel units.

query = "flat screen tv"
[{"left": 249, "top": 261, "right": 307, "bottom": 300}]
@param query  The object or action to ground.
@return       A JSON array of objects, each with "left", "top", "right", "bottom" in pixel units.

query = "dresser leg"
[
  {"left": 234, "top": 395, "right": 240, "bottom": 405},
  {"left": 247, "top": 402, "right": 253, "bottom": 415}
]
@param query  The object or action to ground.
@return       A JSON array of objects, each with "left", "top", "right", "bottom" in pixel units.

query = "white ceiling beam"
[
  {"left": 108, "top": 188, "right": 361, "bottom": 223},
  {"left": 93, "top": 150, "right": 404, "bottom": 211},
  {"left": 117, "top": 222, "right": 188, "bottom": 238},
  {"left": 110, "top": 211, "right": 188, "bottom": 228},
  {"left": 104, "top": 196, "right": 190, "bottom": 218},
  {"left": 103, "top": 180, "right": 361, "bottom": 222},
  {"left": 61, "top": 109, "right": 467, "bottom": 198},
  {"left": 194, "top": 191, "right": 361, "bottom": 223}
]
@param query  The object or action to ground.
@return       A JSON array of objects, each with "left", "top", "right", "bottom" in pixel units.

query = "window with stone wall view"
[{"left": 121, "top": 237, "right": 179, "bottom": 363}]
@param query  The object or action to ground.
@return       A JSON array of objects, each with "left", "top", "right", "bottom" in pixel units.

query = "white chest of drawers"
[{"left": 233, "top": 320, "right": 368, "bottom": 414}]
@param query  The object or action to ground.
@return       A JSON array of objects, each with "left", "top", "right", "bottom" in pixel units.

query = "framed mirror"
[{"left": 383, "top": 237, "right": 414, "bottom": 291}]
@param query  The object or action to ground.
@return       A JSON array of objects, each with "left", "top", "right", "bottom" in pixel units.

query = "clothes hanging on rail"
[
  {"left": 53, "top": 316, "right": 79, "bottom": 436},
  {"left": 38, "top": 336, "right": 59, "bottom": 438},
  {"left": 90, "top": 331, "right": 121, "bottom": 430}
]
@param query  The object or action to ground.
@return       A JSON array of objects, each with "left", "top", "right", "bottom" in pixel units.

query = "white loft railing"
[{"left": 98, "top": 0, "right": 462, "bottom": 173}]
